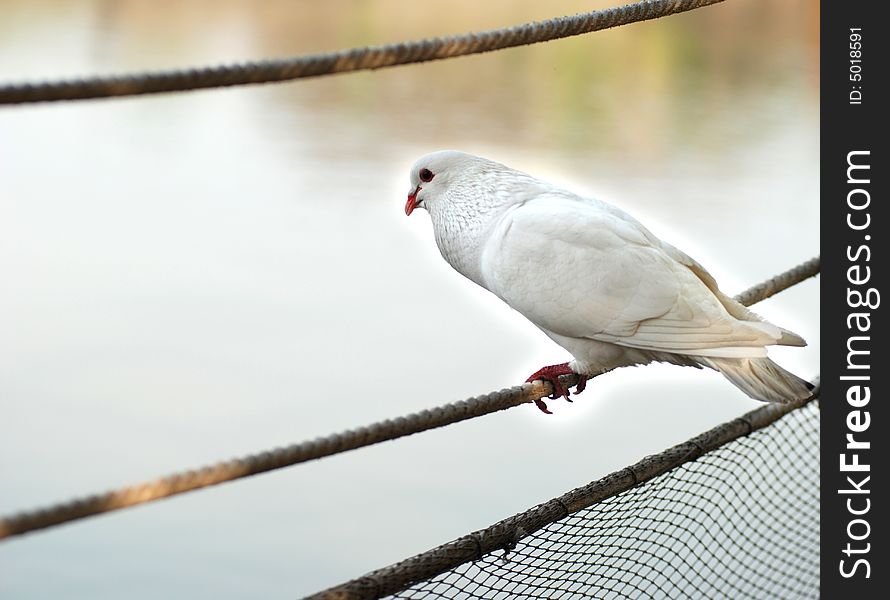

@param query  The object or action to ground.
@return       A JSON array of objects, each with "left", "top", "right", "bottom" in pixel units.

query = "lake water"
[{"left": 0, "top": 1, "right": 818, "bottom": 598}]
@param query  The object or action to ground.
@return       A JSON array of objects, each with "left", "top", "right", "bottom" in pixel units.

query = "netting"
[{"left": 388, "top": 402, "right": 819, "bottom": 600}]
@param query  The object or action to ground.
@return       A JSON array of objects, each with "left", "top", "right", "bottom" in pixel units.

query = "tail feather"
[
  {"left": 698, "top": 356, "right": 814, "bottom": 403},
  {"left": 776, "top": 327, "right": 807, "bottom": 347}
]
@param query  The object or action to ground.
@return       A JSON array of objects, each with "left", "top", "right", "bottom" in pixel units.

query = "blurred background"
[{"left": 0, "top": 1, "right": 818, "bottom": 598}]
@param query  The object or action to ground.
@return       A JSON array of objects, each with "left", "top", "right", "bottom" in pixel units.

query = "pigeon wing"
[{"left": 480, "top": 195, "right": 783, "bottom": 357}]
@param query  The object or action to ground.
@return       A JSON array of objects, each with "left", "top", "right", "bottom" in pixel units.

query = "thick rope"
[
  {"left": 734, "top": 256, "right": 820, "bottom": 306},
  {"left": 0, "top": 255, "right": 818, "bottom": 541},
  {"left": 0, "top": 0, "right": 725, "bottom": 105},
  {"left": 304, "top": 383, "right": 820, "bottom": 600}
]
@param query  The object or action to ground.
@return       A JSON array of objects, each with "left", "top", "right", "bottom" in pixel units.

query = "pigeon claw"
[
  {"left": 533, "top": 398, "right": 553, "bottom": 415},
  {"left": 574, "top": 377, "right": 587, "bottom": 395},
  {"left": 525, "top": 363, "right": 585, "bottom": 413}
]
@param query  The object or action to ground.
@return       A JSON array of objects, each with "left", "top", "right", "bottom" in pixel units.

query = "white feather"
[{"left": 406, "top": 151, "right": 812, "bottom": 403}]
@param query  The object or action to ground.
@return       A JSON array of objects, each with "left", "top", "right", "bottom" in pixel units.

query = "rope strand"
[
  {"left": 0, "top": 256, "right": 818, "bottom": 541},
  {"left": 0, "top": 0, "right": 725, "bottom": 105}
]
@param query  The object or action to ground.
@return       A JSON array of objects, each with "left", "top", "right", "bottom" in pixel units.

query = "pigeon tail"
[{"left": 697, "top": 356, "right": 814, "bottom": 404}]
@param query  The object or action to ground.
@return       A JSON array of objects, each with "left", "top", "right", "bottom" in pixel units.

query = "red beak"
[{"left": 405, "top": 185, "right": 421, "bottom": 216}]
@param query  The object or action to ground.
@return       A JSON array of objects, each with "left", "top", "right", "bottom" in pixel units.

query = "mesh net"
[{"left": 389, "top": 402, "right": 819, "bottom": 600}]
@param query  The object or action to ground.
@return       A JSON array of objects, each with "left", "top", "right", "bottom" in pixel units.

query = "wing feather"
[{"left": 481, "top": 195, "right": 787, "bottom": 357}]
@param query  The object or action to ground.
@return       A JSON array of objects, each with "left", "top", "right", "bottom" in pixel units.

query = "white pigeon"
[{"left": 404, "top": 150, "right": 813, "bottom": 414}]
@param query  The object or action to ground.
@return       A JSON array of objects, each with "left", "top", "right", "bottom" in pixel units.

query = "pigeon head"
[
  {"left": 403, "top": 150, "right": 541, "bottom": 288},
  {"left": 404, "top": 150, "right": 481, "bottom": 216}
]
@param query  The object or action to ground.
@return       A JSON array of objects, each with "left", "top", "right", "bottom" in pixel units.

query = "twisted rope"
[
  {"left": 734, "top": 256, "right": 820, "bottom": 306},
  {"left": 0, "top": 0, "right": 725, "bottom": 105},
  {"left": 0, "top": 255, "right": 818, "bottom": 541}
]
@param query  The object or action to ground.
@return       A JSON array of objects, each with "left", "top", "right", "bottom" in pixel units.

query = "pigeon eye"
[{"left": 419, "top": 168, "right": 434, "bottom": 183}]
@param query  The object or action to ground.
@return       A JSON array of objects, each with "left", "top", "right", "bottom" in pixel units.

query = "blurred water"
[{"left": 0, "top": 1, "right": 818, "bottom": 598}]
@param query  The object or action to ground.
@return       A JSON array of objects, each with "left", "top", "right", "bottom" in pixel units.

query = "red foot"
[{"left": 525, "top": 363, "right": 587, "bottom": 414}]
